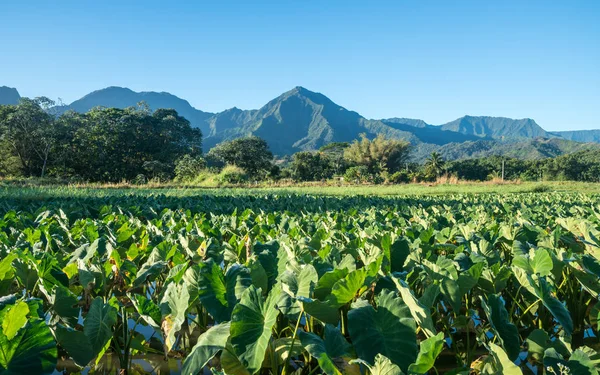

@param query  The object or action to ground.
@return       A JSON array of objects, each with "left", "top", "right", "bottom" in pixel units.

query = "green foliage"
[
  {"left": 290, "top": 151, "right": 335, "bottom": 181},
  {"left": 174, "top": 154, "right": 207, "bottom": 181},
  {"left": 344, "top": 133, "right": 411, "bottom": 175},
  {"left": 207, "top": 136, "right": 273, "bottom": 178},
  {"left": 0, "top": 189, "right": 598, "bottom": 374},
  {"left": 218, "top": 165, "right": 248, "bottom": 184}
]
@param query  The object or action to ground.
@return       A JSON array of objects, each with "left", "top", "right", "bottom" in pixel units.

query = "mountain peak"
[{"left": 0, "top": 86, "right": 21, "bottom": 105}]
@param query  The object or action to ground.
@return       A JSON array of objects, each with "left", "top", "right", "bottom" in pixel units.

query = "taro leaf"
[
  {"left": 0, "top": 318, "right": 57, "bottom": 375},
  {"left": 512, "top": 270, "right": 573, "bottom": 335},
  {"left": 392, "top": 277, "right": 436, "bottom": 338},
  {"left": 184, "top": 261, "right": 228, "bottom": 322},
  {"left": 221, "top": 343, "right": 251, "bottom": 375},
  {"left": 265, "top": 337, "right": 307, "bottom": 369},
  {"left": 390, "top": 238, "right": 411, "bottom": 273},
  {"left": 535, "top": 278, "right": 574, "bottom": 335},
  {"left": 0, "top": 253, "right": 17, "bottom": 282},
  {"left": 485, "top": 343, "right": 523, "bottom": 375},
  {"left": 131, "top": 294, "right": 161, "bottom": 329},
  {"left": 160, "top": 282, "right": 190, "bottom": 351},
  {"left": 53, "top": 286, "right": 79, "bottom": 327},
  {"left": 481, "top": 294, "right": 520, "bottom": 361},
  {"left": 591, "top": 301, "right": 600, "bottom": 331},
  {"left": 348, "top": 289, "right": 417, "bottom": 373},
  {"left": 279, "top": 265, "right": 318, "bottom": 318},
  {"left": 544, "top": 347, "right": 600, "bottom": 375},
  {"left": 326, "top": 268, "right": 367, "bottom": 307},
  {"left": 531, "top": 249, "right": 553, "bottom": 276},
  {"left": 351, "top": 353, "right": 405, "bottom": 375},
  {"left": 248, "top": 258, "right": 268, "bottom": 293},
  {"left": 299, "top": 328, "right": 347, "bottom": 375},
  {"left": 314, "top": 268, "right": 349, "bottom": 301},
  {"left": 181, "top": 323, "right": 230, "bottom": 375},
  {"left": 84, "top": 297, "right": 117, "bottom": 355},
  {"left": 2, "top": 301, "right": 29, "bottom": 340},
  {"left": 525, "top": 329, "right": 551, "bottom": 362},
  {"left": 55, "top": 326, "right": 95, "bottom": 367},
  {"left": 230, "top": 284, "right": 281, "bottom": 375},
  {"left": 133, "top": 260, "right": 167, "bottom": 288},
  {"left": 407, "top": 332, "right": 445, "bottom": 375},
  {"left": 300, "top": 297, "right": 340, "bottom": 325}
]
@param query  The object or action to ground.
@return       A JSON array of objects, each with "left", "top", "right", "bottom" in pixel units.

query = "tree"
[
  {"left": 425, "top": 152, "right": 445, "bottom": 178},
  {"left": 290, "top": 151, "right": 334, "bottom": 181},
  {"left": 0, "top": 97, "right": 56, "bottom": 177},
  {"left": 319, "top": 142, "right": 349, "bottom": 175},
  {"left": 174, "top": 155, "right": 207, "bottom": 181},
  {"left": 53, "top": 103, "right": 202, "bottom": 181},
  {"left": 206, "top": 136, "right": 274, "bottom": 178},
  {"left": 343, "top": 134, "right": 411, "bottom": 175}
]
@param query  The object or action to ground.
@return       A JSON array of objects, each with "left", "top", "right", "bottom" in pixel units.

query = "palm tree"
[{"left": 426, "top": 152, "right": 445, "bottom": 178}]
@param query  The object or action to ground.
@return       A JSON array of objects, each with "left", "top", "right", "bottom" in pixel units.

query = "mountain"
[
  {"left": 0, "top": 86, "right": 21, "bottom": 105},
  {"left": 203, "top": 86, "right": 421, "bottom": 154},
  {"left": 3, "top": 83, "right": 600, "bottom": 160},
  {"left": 411, "top": 137, "right": 600, "bottom": 162},
  {"left": 439, "top": 115, "right": 551, "bottom": 140},
  {"left": 60, "top": 86, "right": 214, "bottom": 128},
  {"left": 552, "top": 130, "right": 600, "bottom": 143}
]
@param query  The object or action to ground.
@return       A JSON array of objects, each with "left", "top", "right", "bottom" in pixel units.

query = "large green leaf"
[
  {"left": 351, "top": 354, "right": 405, "bottom": 375},
  {"left": 0, "top": 318, "right": 57, "bottom": 375},
  {"left": 407, "top": 332, "right": 445, "bottom": 375},
  {"left": 1, "top": 301, "right": 29, "bottom": 340},
  {"left": 298, "top": 325, "right": 352, "bottom": 375},
  {"left": 230, "top": 284, "right": 281, "bottom": 375},
  {"left": 348, "top": 289, "right": 417, "bottom": 373},
  {"left": 160, "top": 282, "right": 190, "bottom": 351},
  {"left": 181, "top": 323, "right": 231, "bottom": 375},
  {"left": 55, "top": 325, "right": 95, "bottom": 367},
  {"left": 83, "top": 297, "right": 117, "bottom": 355},
  {"left": 483, "top": 343, "right": 523, "bottom": 375},
  {"left": 481, "top": 294, "right": 520, "bottom": 361},
  {"left": 392, "top": 277, "right": 436, "bottom": 338}
]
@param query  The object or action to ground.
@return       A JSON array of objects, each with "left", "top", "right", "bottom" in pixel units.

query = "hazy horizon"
[{"left": 1, "top": 1, "right": 598, "bottom": 131}]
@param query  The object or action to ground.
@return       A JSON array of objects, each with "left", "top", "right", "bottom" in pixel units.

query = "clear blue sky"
[{"left": 1, "top": 1, "right": 598, "bottom": 130}]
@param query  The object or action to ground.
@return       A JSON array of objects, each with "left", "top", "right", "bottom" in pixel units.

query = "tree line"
[{"left": 1, "top": 98, "right": 599, "bottom": 183}]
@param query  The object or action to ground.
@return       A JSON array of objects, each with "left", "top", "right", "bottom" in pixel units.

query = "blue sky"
[{"left": 1, "top": 1, "right": 598, "bottom": 130}]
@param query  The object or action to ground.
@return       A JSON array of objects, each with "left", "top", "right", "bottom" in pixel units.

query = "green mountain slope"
[
  {"left": 0, "top": 86, "right": 21, "bottom": 105},
  {"left": 440, "top": 115, "right": 551, "bottom": 140},
  {"left": 4, "top": 83, "right": 599, "bottom": 159},
  {"left": 411, "top": 138, "right": 600, "bottom": 162},
  {"left": 63, "top": 86, "right": 214, "bottom": 130},
  {"left": 204, "top": 87, "right": 420, "bottom": 154},
  {"left": 552, "top": 130, "right": 600, "bottom": 143}
]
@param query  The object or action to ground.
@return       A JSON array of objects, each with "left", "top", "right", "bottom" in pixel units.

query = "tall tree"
[
  {"left": 425, "top": 152, "right": 445, "bottom": 178},
  {"left": 0, "top": 97, "right": 55, "bottom": 177},
  {"left": 344, "top": 134, "right": 410, "bottom": 174},
  {"left": 206, "top": 136, "right": 274, "bottom": 178}
]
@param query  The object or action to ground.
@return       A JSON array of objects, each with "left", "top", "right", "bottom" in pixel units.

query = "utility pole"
[{"left": 501, "top": 159, "right": 505, "bottom": 181}]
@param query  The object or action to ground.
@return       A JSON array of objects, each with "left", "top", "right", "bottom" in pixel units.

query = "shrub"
[
  {"left": 388, "top": 170, "right": 410, "bottom": 184},
  {"left": 174, "top": 155, "right": 207, "bottom": 181},
  {"left": 530, "top": 184, "right": 552, "bottom": 193},
  {"left": 344, "top": 166, "right": 371, "bottom": 183},
  {"left": 218, "top": 165, "right": 248, "bottom": 184}
]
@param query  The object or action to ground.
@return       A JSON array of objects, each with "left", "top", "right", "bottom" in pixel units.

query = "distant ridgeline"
[{"left": 1, "top": 85, "right": 599, "bottom": 162}]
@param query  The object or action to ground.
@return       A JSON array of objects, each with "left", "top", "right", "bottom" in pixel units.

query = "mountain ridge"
[{"left": 1, "top": 84, "right": 599, "bottom": 159}]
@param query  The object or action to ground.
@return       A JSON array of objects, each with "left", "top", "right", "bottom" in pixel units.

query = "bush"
[
  {"left": 174, "top": 155, "right": 207, "bottom": 181},
  {"left": 344, "top": 166, "right": 371, "bottom": 183},
  {"left": 388, "top": 170, "right": 410, "bottom": 184},
  {"left": 530, "top": 184, "right": 552, "bottom": 193},
  {"left": 217, "top": 165, "right": 248, "bottom": 184}
]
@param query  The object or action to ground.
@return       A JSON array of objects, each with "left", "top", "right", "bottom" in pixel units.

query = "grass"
[{"left": 0, "top": 180, "right": 599, "bottom": 201}]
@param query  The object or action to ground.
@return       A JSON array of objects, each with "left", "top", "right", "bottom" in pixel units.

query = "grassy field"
[{"left": 1, "top": 180, "right": 599, "bottom": 201}]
